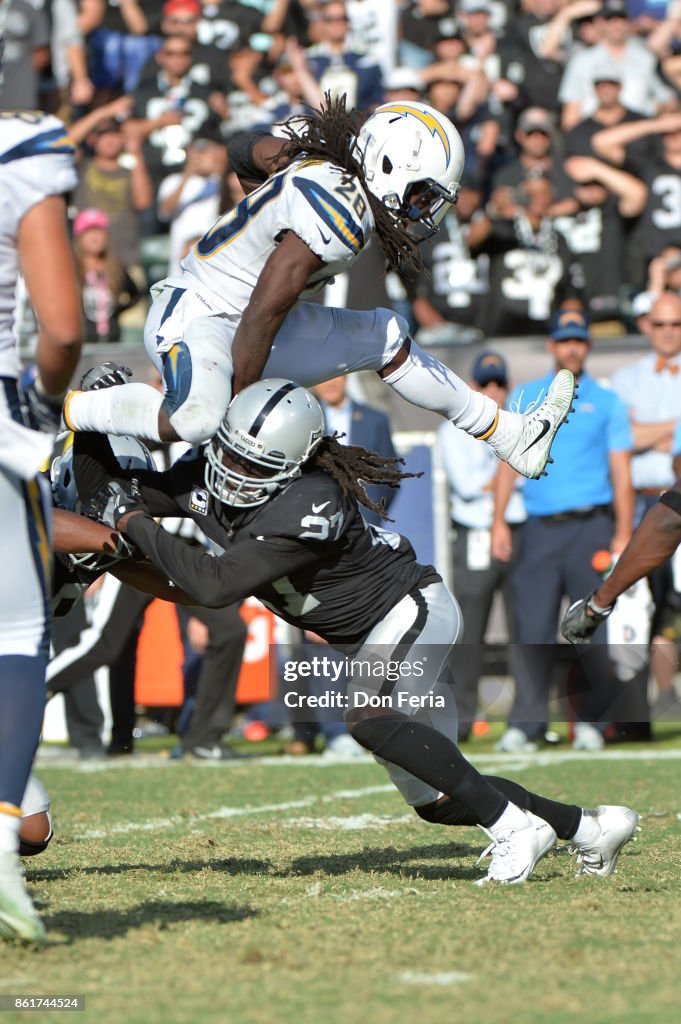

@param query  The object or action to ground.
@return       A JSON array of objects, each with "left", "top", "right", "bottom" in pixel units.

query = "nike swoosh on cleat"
[{"left": 521, "top": 418, "right": 551, "bottom": 454}]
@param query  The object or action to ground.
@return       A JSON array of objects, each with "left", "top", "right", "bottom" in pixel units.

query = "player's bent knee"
[
  {"left": 19, "top": 810, "right": 53, "bottom": 857},
  {"left": 168, "top": 402, "right": 224, "bottom": 445},
  {"left": 374, "top": 306, "right": 410, "bottom": 363}
]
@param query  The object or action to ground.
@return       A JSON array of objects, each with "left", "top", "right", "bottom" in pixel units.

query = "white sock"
[
  {"left": 0, "top": 808, "right": 21, "bottom": 854},
  {"left": 487, "top": 801, "right": 529, "bottom": 838},
  {"left": 382, "top": 343, "right": 498, "bottom": 435},
  {"left": 66, "top": 385, "right": 164, "bottom": 442},
  {"left": 571, "top": 810, "right": 601, "bottom": 846},
  {"left": 485, "top": 408, "right": 523, "bottom": 458}
]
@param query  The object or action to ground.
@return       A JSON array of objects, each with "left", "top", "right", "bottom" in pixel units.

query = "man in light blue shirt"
[{"left": 492, "top": 309, "right": 634, "bottom": 751}]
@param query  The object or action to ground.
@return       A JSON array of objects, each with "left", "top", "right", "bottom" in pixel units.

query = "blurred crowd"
[{"left": 9, "top": 0, "right": 681, "bottom": 344}]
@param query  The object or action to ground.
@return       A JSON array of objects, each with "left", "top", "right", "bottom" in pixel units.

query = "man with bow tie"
[{"left": 610, "top": 292, "right": 681, "bottom": 722}]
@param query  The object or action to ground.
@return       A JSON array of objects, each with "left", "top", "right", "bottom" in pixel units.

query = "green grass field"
[{"left": 3, "top": 737, "right": 681, "bottom": 1024}]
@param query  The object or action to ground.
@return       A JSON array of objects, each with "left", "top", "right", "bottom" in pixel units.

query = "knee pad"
[
  {"left": 19, "top": 830, "right": 53, "bottom": 857},
  {"left": 414, "top": 797, "right": 473, "bottom": 827}
]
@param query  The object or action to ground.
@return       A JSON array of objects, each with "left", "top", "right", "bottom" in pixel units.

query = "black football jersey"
[{"left": 97, "top": 446, "right": 439, "bottom": 652}]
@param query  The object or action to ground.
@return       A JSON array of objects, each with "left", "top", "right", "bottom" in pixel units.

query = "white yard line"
[
  {"left": 36, "top": 748, "right": 681, "bottom": 773},
  {"left": 397, "top": 971, "right": 472, "bottom": 986}
]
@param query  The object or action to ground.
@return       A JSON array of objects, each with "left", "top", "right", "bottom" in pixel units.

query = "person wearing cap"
[
  {"left": 489, "top": 107, "right": 576, "bottom": 211},
  {"left": 559, "top": 0, "right": 676, "bottom": 131},
  {"left": 563, "top": 62, "right": 646, "bottom": 160},
  {"left": 492, "top": 309, "right": 634, "bottom": 752},
  {"left": 72, "top": 208, "right": 143, "bottom": 343},
  {"left": 69, "top": 99, "right": 154, "bottom": 269},
  {"left": 438, "top": 352, "right": 526, "bottom": 740},
  {"left": 609, "top": 292, "right": 681, "bottom": 719}
]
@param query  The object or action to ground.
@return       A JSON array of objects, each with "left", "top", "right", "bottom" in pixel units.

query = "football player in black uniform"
[{"left": 73, "top": 377, "right": 640, "bottom": 885}]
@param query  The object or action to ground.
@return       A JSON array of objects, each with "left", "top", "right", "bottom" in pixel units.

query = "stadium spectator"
[
  {"left": 38, "top": 0, "right": 94, "bottom": 120},
  {"left": 609, "top": 292, "right": 681, "bottom": 720},
  {"left": 0, "top": 0, "right": 50, "bottom": 111},
  {"left": 408, "top": 171, "right": 488, "bottom": 344},
  {"left": 554, "top": 154, "right": 647, "bottom": 324},
  {"left": 157, "top": 127, "right": 229, "bottom": 275},
  {"left": 246, "top": 38, "right": 324, "bottom": 131},
  {"left": 49, "top": 601, "right": 107, "bottom": 760},
  {"left": 72, "top": 208, "right": 143, "bottom": 343},
  {"left": 69, "top": 101, "right": 154, "bottom": 268},
  {"left": 79, "top": 0, "right": 161, "bottom": 101},
  {"left": 438, "top": 351, "right": 526, "bottom": 740},
  {"left": 127, "top": 34, "right": 220, "bottom": 216},
  {"left": 592, "top": 112, "right": 681, "bottom": 287},
  {"left": 563, "top": 65, "right": 647, "bottom": 160},
  {"left": 496, "top": 0, "right": 567, "bottom": 115},
  {"left": 304, "top": 0, "right": 384, "bottom": 111},
  {"left": 492, "top": 309, "right": 634, "bottom": 752},
  {"left": 490, "top": 107, "right": 575, "bottom": 211},
  {"left": 135, "top": 0, "right": 232, "bottom": 119},
  {"left": 345, "top": 0, "right": 399, "bottom": 77},
  {"left": 471, "top": 174, "right": 584, "bottom": 337},
  {"left": 558, "top": 0, "right": 677, "bottom": 131},
  {"left": 399, "top": 0, "right": 458, "bottom": 70}
]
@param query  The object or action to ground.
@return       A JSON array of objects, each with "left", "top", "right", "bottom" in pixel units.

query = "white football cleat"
[
  {"left": 493, "top": 369, "right": 577, "bottom": 480},
  {"left": 0, "top": 851, "right": 46, "bottom": 946},
  {"left": 569, "top": 805, "right": 640, "bottom": 877},
  {"left": 494, "top": 727, "right": 538, "bottom": 754},
  {"left": 475, "top": 811, "right": 557, "bottom": 885}
]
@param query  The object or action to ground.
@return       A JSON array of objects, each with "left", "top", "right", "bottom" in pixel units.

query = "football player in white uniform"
[
  {"left": 64, "top": 98, "right": 576, "bottom": 481},
  {"left": 0, "top": 108, "right": 82, "bottom": 946}
]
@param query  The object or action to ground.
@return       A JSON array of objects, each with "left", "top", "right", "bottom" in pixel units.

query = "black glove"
[
  {"left": 561, "top": 594, "right": 615, "bottom": 644},
  {"left": 84, "top": 479, "right": 147, "bottom": 530},
  {"left": 20, "top": 376, "right": 65, "bottom": 433},
  {"left": 80, "top": 362, "right": 132, "bottom": 391},
  {"left": 72, "top": 431, "right": 120, "bottom": 505}
]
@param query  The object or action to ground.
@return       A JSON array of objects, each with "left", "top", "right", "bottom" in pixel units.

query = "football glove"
[
  {"left": 80, "top": 362, "right": 132, "bottom": 391},
  {"left": 85, "top": 479, "right": 147, "bottom": 530},
  {"left": 20, "top": 375, "right": 65, "bottom": 434},
  {"left": 561, "top": 594, "right": 615, "bottom": 644}
]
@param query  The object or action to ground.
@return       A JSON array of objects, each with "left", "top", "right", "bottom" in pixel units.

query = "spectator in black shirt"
[
  {"left": 491, "top": 107, "right": 576, "bottom": 214},
  {"left": 563, "top": 66, "right": 652, "bottom": 160},
  {"left": 554, "top": 155, "right": 647, "bottom": 323}
]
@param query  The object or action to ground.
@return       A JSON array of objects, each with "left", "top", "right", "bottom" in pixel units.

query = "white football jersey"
[
  {"left": 177, "top": 159, "right": 375, "bottom": 315},
  {"left": 0, "top": 111, "right": 77, "bottom": 379}
]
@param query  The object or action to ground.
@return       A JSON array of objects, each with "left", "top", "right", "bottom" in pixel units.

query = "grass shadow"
[
  {"left": 39, "top": 899, "right": 257, "bottom": 943},
  {"left": 283, "top": 840, "right": 483, "bottom": 882},
  {"left": 27, "top": 856, "right": 273, "bottom": 884}
]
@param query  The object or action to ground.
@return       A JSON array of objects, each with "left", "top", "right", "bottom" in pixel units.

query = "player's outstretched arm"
[
  {"left": 231, "top": 231, "right": 324, "bottom": 395},
  {"left": 562, "top": 483, "right": 681, "bottom": 642},
  {"left": 53, "top": 508, "right": 130, "bottom": 560}
]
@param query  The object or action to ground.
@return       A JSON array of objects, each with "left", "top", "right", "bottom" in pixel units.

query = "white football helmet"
[
  {"left": 354, "top": 101, "right": 464, "bottom": 235},
  {"left": 51, "top": 431, "right": 155, "bottom": 571},
  {"left": 205, "top": 379, "right": 324, "bottom": 508}
]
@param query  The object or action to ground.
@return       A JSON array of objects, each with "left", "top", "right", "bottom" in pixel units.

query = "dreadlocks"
[
  {"left": 305, "top": 434, "right": 421, "bottom": 521},
  {"left": 274, "top": 94, "right": 424, "bottom": 277}
]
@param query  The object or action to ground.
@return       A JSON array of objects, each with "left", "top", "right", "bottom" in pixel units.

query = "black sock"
[
  {"left": 352, "top": 714, "right": 506, "bottom": 828},
  {"left": 485, "top": 775, "right": 581, "bottom": 840}
]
